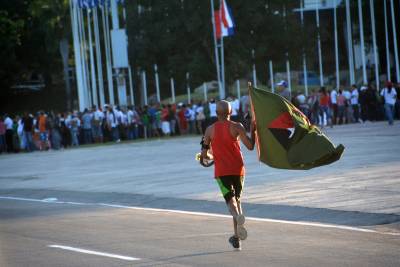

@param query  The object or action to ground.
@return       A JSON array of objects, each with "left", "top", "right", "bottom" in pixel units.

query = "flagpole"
[
  {"left": 345, "top": 0, "right": 355, "bottom": 85},
  {"left": 203, "top": 82, "right": 208, "bottom": 102},
  {"left": 78, "top": 6, "right": 90, "bottom": 108},
  {"left": 334, "top": 0, "right": 340, "bottom": 89},
  {"left": 128, "top": 65, "right": 134, "bottom": 105},
  {"left": 269, "top": 60, "right": 274, "bottom": 93},
  {"left": 384, "top": 0, "right": 391, "bottom": 81},
  {"left": 87, "top": 9, "right": 98, "bottom": 107},
  {"left": 369, "top": 0, "right": 380, "bottom": 91},
  {"left": 300, "top": 0, "right": 309, "bottom": 96},
  {"left": 210, "top": 0, "right": 223, "bottom": 99},
  {"left": 219, "top": 0, "right": 227, "bottom": 99},
  {"left": 170, "top": 77, "right": 176, "bottom": 103},
  {"left": 236, "top": 79, "right": 240, "bottom": 99},
  {"left": 357, "top": 0, "right": 367, "bottom": 85},
  {"left": 316, "top": 3, "right": 324, "bottom": 86},
  {"left": 102, "top": 2, "right": 115, "bottom": 105},
  {"left": 389, "top": 0, "right": 400, "bottom": 82},
  {"left": 186, "top": 72, "right": 191, "bottom": 104},
  {"left": 286, "top": 59, "right": 291, "bottom": 95},
  {"left": 70, "top": 0, "right": 86, "bottom": 111},
  {"left": 154, "top": 64, "right": 160, "bottom": 103},
  {"left": 93, "top": 8, "right": 105, "bottom": 107},
  {"left": 81, "top": 8, "right": 93, "bottom": 107},
  {"left": 252, "top": 49, "right": 257, "bottom": 88},
  {"left": 142, "top": 70, "right": 147, "bottom": 106}
]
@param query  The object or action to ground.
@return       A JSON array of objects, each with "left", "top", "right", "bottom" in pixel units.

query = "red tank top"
[{"left": 211, "top": 121, "right": 245, "bottom": 177}]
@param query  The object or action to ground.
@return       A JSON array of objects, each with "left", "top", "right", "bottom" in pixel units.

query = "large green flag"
[{"left": 249, "top": 86, "right": 345, "bottom": 170}]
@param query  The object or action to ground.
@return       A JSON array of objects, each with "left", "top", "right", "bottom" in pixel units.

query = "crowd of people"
[{"left": 0, "top": 81, "right": 399, "bottom": 154}]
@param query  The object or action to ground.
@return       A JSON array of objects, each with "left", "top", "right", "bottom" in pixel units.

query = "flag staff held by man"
[{"left": 201, "top": 100, "right": 256, "bottom": 250}]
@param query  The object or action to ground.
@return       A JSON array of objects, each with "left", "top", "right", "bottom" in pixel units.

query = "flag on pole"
[
  {"left": 249, "top": 86, "right": 345, "bottom": 170},
  {"left": 215, "top": 0, "right": 235, "bottom": 39}
]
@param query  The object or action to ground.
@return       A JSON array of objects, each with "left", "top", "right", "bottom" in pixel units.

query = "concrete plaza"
[{"left": 0, "top": 121, "right": 399, "bottom": 266}]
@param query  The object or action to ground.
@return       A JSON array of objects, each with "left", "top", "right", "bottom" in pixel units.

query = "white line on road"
[
  {"left": 1, "top": 196, "right": 399, "bottom": 236},
  {"left": 48, "top": 245, "right": 140, "bottom": 261}
]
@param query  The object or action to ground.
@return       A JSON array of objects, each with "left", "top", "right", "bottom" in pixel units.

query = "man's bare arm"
[
  {"left": 237, "top": 122, "right": 256, "bottom": 151},
  {"left": 201, "top": 126, "right": 213, "bottom": 159}
]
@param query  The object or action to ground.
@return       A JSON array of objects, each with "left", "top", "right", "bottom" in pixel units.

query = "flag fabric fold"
[{"left": 249, "top": 86, "right": 345, "bottom": 170}]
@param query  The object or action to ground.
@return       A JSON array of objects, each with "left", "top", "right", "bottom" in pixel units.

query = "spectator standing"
[
  {"left": 92, "top": 106, "right": 104, "bottom": 143},
  {"left": 296, "top": 91, "right": 309, "bottom": 118},
  {"left": 4, "top": 114, "right": 14, "bottom": 153},
  {"left": 229, "top": 96, "right": 240, "bottom": 122},
  {"left": 330, "top": 88, "right": 338, "bottom": 124},
  {"left": 319, "top": 87, "right": 332, "bottom": 128},
  {"left": 0, "top": 116, "right": 6, "bottom": 153},
  {"left": 69, "top": 113, "right": 80, "bottom": 146},
  {"left": 343, "top": 88, "right": 353, "bottom": 123},
  {"left": 22, "top": 113, "right": 34, "bottom": 152},
  {"left": 82, "top": 108, "right": 93, "bottom": 144},
  {"left": 359, "top": 86, "right": 368, "bottom": 122},
  {"left": 277, "top": 80, "right": 291, "bottom": 100},
  {"left": 380, "top": 81, "right": 397, "bottom": 125},
  {"left": 195, "top": 102, "right": 206, "bottom": 135},
  {"left": 160, "top": 105, "right": 171, "bottom": 136},
  {"left": 351, "top": 84, "right": 360, "bottom": 123},
  {"left": 38, "top": 112, "right": 49, "bottom": 151},
  {"left": 209, "top": 99, "right": 217, "bottom": 125},
  {"left": 336, "top": 90, "right": 347, "bottom": 124}
]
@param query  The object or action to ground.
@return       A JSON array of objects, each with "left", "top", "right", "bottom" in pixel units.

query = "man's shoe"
[{"left": 229, "top": 235, "right": 241, "bottom": 251}]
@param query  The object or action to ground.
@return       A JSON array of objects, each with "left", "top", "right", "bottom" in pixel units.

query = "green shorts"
[{"left": 216, "top": 175, "right": 245, "bottom": 203}]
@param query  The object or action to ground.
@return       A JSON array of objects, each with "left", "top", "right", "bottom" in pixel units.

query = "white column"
[
  {"left": 128, "top": 66, "right": 134, "bottom": 105},
  {"left": 170, "top": 77, "right": 176, "bottom": 103},
  {"left": 369, "top": 0, "right": 380, "bottom": 91},
  {"left": 300, "top": 0, "right": 309, "bottom": 96},
  {"left": 345, "top": 0, "right": 355, "bottom": 84},
  {"left": 334, "top": 0, "right": 340, "bottom": 89},
  {"left": 142, "top": 70, "right": 147, "bottom": 106},
  {"left": 93, "top": 8, "right": 105, "bottom": 107},
  {"left": 87, "top": 10, "right": 98, "bottom": 107},
  {"left": 102, "top": 4, "right": 114, "bottom": 104},
  {"left": 316, "top": 4, "right": 324, "bottom": 86},
  {"left": 154, "top": 64, "right": 160, "bottom": 103},
  {"left": 269, "top": 60, "right": 275, "bottom": 93},
  {"left": 357, "top": 0, "right": 367, "bottom": 84},
  {"left": 390, "top": 0, "right": 400, "bottom": 82},
  {"left": 70, "top": 0, "right": 86, "bottom": 111},
  {"left": 186, "top": 72, "right": 191, "bottom": 104},
  {"left": 203, "top": 82, "right": 208, "bottom": 102},
  {"left": 384, "top": 0, "right": 391, "bottom": 80},
  {"left": 236, "top": 79, "right": 241, "bottom": 99},
  {"left": 252, "top": 49, "right": 257, "bottom": 88}
]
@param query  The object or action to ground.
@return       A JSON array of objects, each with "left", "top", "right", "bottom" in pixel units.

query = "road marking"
[
  {"left": 48, "top": 245, "right": 140, "bottom": 261},
  {"left": 1, "top": 196, "right": 399, "bottom": 236}
]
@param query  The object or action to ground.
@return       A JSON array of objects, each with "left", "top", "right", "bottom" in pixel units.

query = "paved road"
[
  {"left": 0, "top": 121, "right": 400, "bottom": 266},
  {"left": 1, "top": 199, "right": 399, "bottom": 267}
]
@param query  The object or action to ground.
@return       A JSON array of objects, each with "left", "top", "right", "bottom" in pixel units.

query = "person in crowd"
[
  {"left": 69, "top": 112, "right": 80, "bottom": 146},
  {"left": 229, "top": 95, "right": 240, "bottom": 122},
  {"left": 380, "top": 81, "right": 397, "bottom": 125},
  {"left": 178, "top": 104, "right": 188, "bottom": 135},
  {"left": 336, "top": 89, "right": 347, "bottom": 125},
  {"left": 330, "top": 88, "right": 338, "bottom": 124},
  {"left": 209, "top": 98, "right": 218, "bottom": 125},
  {"left": 127, "top": 106, "right": 139, "bottom": 140},
  {"left": 37, "top": 111, "right": 49, "bottom": 151},
  {"left": 307, "top": 89, "right": 320, "bottom": 124},
  {"left": 81, "top": 108, "right": 93, "bottom": 144},
  {"left": 318, "top": 87, "right": 332, "bottom": 128},
  {"left": 160, "top": 104, "right": 171, "bottom": 136},
  {"left": 277, "top": 80, "right": 290, "bottom": 100},
  {"left": 343, "top": 87, "right": 353, "bottom": 123},
  {"left": 4, "top": 114, "right": 14, "bottom": 153},
  {"left": 21, "top": 112, "right": 34, "bottom": 152},
  {"left": 295, "top": 91, "right": 309, "bottom": 118},
  {"left": 49, "top": 112, "right": 61, "bottom": 150},
  {"left": 106, "top": 105, "right": 120, "bottom": 142},
  {"left": 350, "top": 84, "right": 360, "bottom": 123},
  {"left": 92, "top": 106, "right": 104, "bottom": 143},
  {"left": 359, "top": 86, "right": 368, "bottom": 122},
  {"left": 0, "top": 116, "right": 5, "bottom": 153},
  {"left": 195, "top": 101, "right": 206, "bottom": 135}
]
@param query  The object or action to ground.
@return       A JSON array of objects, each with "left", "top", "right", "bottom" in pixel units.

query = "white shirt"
[
  {"left": 380, "top": 88, "right": 397, "bottom": 105},
  {"left": 330, "top": 90, "right": 338, "bottom": 104},
  {"left": 107, "top": 111, "right": 118, "bottom": 127},
  {"left": 230, "top": 99, "right": 240, "bottom": 116},
  {"left": 351, "top": 89, "right": 359, "bottom": 105},
  {"left": 93, "top": 110, "right": 104, "bottom": 122},
  {"left": 4, "top": 117, "right": 13, "bottom": 130},
  {"left": 209, "top": 102, "right": 217, "bottom": 117},
  {"left": 343, "top": 90, "right": 352, "bottom": 101}
]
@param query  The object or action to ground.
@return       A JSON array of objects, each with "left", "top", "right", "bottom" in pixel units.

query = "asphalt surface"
[{"left": 1, "top": 199, "right": 399, "bottom": 267}]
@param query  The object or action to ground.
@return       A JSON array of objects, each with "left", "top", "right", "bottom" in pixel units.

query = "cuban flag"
[{"left": 215, "top": 0, "right": 235, "bottom": 39}]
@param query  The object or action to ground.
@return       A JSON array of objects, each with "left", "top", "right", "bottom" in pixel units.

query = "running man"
[{"left": 201, "top": 100, "right": 256, "bottom": 250}]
